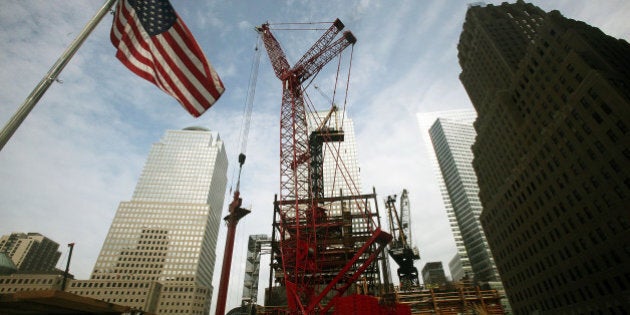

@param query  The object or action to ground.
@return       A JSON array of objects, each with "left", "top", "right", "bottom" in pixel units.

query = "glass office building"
[
  {"left": 428, "top": 112, "right": 500, "bottom": 284},
  {"left": 70, "top": 127, "right": 228, "bottom": 314},
  {"left": 417, "top": 110, "right": 478, "bottom": 282}
]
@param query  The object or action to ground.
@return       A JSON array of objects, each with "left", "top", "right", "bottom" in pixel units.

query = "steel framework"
[
  {"left": 269, "top": 191, "right": 391, "bottom": 313},
  {"left": 257, "top": 19, "right": 392, "bottom": 313}
]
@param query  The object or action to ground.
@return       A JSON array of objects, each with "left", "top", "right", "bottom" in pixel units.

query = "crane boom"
[
  {"left": 295, "top": 31, "right": 356, "bottom": 84},
  {"left": 400, "top": 189, "right": 412, "bottom": 247},
  {"left": 294, "top": 19, "right": 345, "bottom": 73},
  {"left": 386, "top": 190, "right": 420, "bottom": 290},
  {"left": 257, "top": 24, "right": 290, "bottom": 80},
  {"left": 258, "top": 20, "right": 356, "bottom": 84}
]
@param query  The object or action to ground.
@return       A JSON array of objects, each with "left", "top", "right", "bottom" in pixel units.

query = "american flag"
[{"left": 111, "top": 0, "right": 224, "bottom": 117}]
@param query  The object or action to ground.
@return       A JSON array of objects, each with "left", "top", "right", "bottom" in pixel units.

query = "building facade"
[
  {"left": 427, "top": 113, "right": 501, "bottom": 284},
  {"left": 459, "top": 1, "right": 630, "bottom": 313},
  {"left": 0, "top": 273, "right": 66, "bottom": 294},
  {"left": 0, "top": 233, "right": 61, "bottom": 272},
  {"left": 421, "top": 262, "right": 447, "bottom": 288},
  {"left": 69, "top": 127, "right": 228, "bottom": 315},
  {"left": 420, "top": 110, "right": 510, "bottom": 312},
  {"left": 417, "top": 111, "right": 477, "bottom": 282},
  {"left": 419, "top": 110, "right": 500, "bottom": 284},
  {"left": 448, "top": 253, "right": 465, "bottom": 284},
  {"left": 241, "top": 234, "right": 270, "bottom": 306}
]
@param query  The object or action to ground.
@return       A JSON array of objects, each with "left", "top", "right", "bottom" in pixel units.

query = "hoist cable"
[
  {"left": 231, "top": 34, "right": 262, "bottom": 193},
  {"left": 238, "top": 35, "right": 262, "bottom": 157}
]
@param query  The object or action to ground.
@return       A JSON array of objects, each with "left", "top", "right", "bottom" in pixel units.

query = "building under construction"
[
  {"left": 242, "top": 18, "right": 396, "bottom": 314},
  {"left": 262, "top": 189, "right": 505, "bottom": 315},
  {"left": 227, "top": 18, "right": 507, "bottom": 315},
  {"left": 265, "top": 190, "right": 392, "bottom": 309}
]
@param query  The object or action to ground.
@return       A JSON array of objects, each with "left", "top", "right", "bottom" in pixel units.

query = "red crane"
[{"left": 257, "top": 19, "right": 392, "bottom": 313}]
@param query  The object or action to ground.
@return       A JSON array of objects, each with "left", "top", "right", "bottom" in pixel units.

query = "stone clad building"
[{"left": 458, "top": 1, "right": 630, "bottom": 313}]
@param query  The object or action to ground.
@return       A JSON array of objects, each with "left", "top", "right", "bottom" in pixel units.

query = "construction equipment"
[
  {"left": 257, "top": 19, "right": 392, "bottom": 313},
  {"left": 309, "top": 104, "right": 344, "bottom": 201},
  {"left": 216, "top": 186, "right": 251, "bottom": 315},
  {"left": 385, "top": 190, "right": 420, "bottom": 290},
  {"left": 216, "top": 36, "right": 262, "bottom": 315}
]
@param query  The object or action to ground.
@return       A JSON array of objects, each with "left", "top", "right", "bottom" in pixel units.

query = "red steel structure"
[
  {"left": 215, "top": 190, "right": 250, "bottom": 315},
  {"left": 257, "top": 19, "right": 392, "bottom": 313}
]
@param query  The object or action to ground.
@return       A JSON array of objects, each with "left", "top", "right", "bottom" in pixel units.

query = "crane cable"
[
  {"left": 310, "top": 44, "right": 374, "bottom": 227},
  {"left": 232, "top": 34, "right": 262, "bottom": 194}
]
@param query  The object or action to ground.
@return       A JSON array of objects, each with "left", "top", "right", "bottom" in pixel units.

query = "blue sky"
[{"left": 1, "top": 0, "right": 628, "bottom": 311}]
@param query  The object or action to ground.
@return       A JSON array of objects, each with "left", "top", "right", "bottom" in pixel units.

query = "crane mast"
[{"left": 257, "top": 19, "right": 391, "bottom": 313}]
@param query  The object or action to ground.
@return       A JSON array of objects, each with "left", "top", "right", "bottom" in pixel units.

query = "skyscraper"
[
  {"left": 0, "top": 232, "right": 61, "bottom": 272},
  {"left": 421, "top": 110, "right": 501, "bottom": 284},
  {"left": 417, "top": 110, "right": 477, "bottom": 283},
  {"left": 69, "top": 127, "right": 228, "bottom": 315},
  {"left": 459, "top": 1, "right": 630, "bottom": 313},
  {"left": 419, "top": 110, "right": 510, "bottom": 312}
]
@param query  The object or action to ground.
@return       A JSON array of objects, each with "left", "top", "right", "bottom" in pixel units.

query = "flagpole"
[{"left": 0, "top": 0, "right": 118, "bottom": 151}]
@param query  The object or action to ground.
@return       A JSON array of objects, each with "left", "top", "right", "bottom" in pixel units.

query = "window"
[
  {"left": 606, "top": 129, "right": 618, "bottom": 142},
  {"left": 575, "top": 73, "right": 583, "bottom": 82},
  {"left": 617, "top": 120, "right": 628, "bottom": 134}
]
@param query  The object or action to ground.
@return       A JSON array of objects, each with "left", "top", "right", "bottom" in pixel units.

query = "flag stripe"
[
  {"left": 149, "top": 38, "right": 206, "bottom": 115},
  {"left": 110, "top": 0, "right": 224, "bottom": 117},
  {"left": 156, "top": 25, "right": 223, "bottom": 114},
  {"left": 168, "top": 21, "right": 221, "bottom": 97},
  {"left": 154, "top": 28, "right": 218, "bottom": 106},
  {"left": 172, "top": 20, "right": 224, "bottom": 98},
  {"left": 113, "top": 2, "right": 159, "bottom": 85}
]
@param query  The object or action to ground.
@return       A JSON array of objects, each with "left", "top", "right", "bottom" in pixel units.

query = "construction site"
[{"left": 217, "top": 19, "right": 507, "bottom": 315}]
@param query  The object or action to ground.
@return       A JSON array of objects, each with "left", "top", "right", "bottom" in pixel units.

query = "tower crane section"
[
  {"left": 257, "top": 19, "right": 391, "bottom": 313},
  {"left": 386, "top": 189, "right": 420, "bottom": 290},
  {"left": 257, "top": 20, "right": 356, "bottom": 205},
  {"left": 309, "top": 105, "right": 344, "bottom": 201}
]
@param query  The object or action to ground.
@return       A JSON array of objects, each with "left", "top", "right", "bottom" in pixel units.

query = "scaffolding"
[
  {"left": 394, "top": 285, "right": 505, "bottom": 315},
  {"left": 242, "top": 234, "right": 271, "bottom": 307},
  {"left": 266, "top": 189, "right": 391, "bottom": 310}
]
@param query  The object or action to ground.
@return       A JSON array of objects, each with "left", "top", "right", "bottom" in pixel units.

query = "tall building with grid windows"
[
  {"left": 459, "top": 1, "right": 630, "bottom": 313},
  {"left": 0, "top": 232, "right": 61, "bottom": 272},
  {"left": 417, "top": 110, "right": 479, "bottom": 283},
  {"left": 69, "top": 127, "right": 228, "bottom": 315},
  {"left": 426, "top": 111, "right": 501, "bottom": 285},
  {"left": 420, "top": 110, "right": 509, "bottom": 313},
  {"left": 429, "top": 111, "right": 500, "bottom": 282}
]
